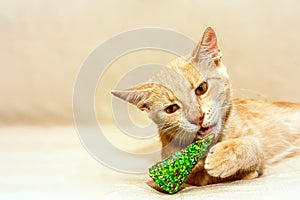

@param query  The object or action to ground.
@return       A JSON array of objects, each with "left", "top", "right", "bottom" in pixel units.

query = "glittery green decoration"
[{"left": 149, "top": 134, "right": 215, "bottom": 194}]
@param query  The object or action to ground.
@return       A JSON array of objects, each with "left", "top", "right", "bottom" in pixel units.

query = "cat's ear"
[
  {"left": 111, "top": 83, "right": 155, "bottom": 112},
  {"left": 191, "top": 27, "right": 222, "bottom": 66}
]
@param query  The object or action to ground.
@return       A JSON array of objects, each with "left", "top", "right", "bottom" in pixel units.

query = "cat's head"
[{"left": 112, "top": 27, "right": 231, "bottom": 147}]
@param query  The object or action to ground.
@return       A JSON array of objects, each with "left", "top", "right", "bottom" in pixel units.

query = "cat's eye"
[
  {"left": 165, "top": 104, "right": 180, "bottom": 114},
  {"left": 195, "top": 82, "right": 208, "bottom": 96}
]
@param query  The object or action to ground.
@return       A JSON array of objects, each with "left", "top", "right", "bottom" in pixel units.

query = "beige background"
[
  {"left": 1, "top": 0, "right": 300, "bottom": 125},
  {"left": 1, "top": 1, "right": 300, "bottom": 199}
]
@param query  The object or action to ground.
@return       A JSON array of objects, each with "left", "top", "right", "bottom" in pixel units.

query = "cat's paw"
[{"left": 204, "top": 141, "right": 240, "bottom": 178}]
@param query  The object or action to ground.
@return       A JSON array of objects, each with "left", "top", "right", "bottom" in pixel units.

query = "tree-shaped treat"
[{"left": 149, "top": 134, "right": 215, "bottom": 194}]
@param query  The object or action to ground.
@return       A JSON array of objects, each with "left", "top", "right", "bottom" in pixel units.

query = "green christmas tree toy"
[{"left": 149, "top": 134, "right": 215, "bottom": 194}]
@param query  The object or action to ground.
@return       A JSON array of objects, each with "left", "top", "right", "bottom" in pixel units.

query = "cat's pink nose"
[
  {"left": 191, "top": 114, "right": 204, "bottom": 125},
  {"left": 198, "top": 113, "right": 204, "bottom": 125}
]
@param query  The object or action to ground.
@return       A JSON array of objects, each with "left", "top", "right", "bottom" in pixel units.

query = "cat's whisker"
[{"left": 160, "top": 124, "right": 179, "bottom": 132}]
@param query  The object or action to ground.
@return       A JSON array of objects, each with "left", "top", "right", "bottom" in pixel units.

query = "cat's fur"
[{"left": 111, "top": 27, "right": 300, "bottom": 186}]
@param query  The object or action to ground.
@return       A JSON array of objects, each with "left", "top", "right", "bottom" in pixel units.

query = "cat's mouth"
[{"left": 195, "top": 125, "right": 216, "bottom": 140}]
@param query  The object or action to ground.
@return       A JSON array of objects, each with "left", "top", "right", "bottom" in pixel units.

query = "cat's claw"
[{"left": 204, "top": 141, "right": 240, "bottom": 178}]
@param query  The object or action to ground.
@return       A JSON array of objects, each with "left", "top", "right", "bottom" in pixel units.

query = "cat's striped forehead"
[
  {"left": 168, "top": 57, "right": 228, "bottom": 87},
  {"left": 149, "top": 67, "right": 199, "bottom": 114},
  {"left": 167, "top": 57, "right": 207, "bottom": 88},
  {"left": 150, "top": 67, "right": 191, "bottom": 97}
]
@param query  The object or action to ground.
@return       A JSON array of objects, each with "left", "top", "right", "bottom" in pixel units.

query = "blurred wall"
[{"left": 1, "top": 0, "right": 300, "bottom": 125}]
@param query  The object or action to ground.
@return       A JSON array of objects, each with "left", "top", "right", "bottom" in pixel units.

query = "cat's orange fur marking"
[{"left": 112, "top": 27, "right": 300, "bottom": 186}]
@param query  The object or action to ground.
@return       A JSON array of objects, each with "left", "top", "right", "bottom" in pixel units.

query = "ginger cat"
[{"left": 111, "top": 27, "right": 300, "bottom": 186}]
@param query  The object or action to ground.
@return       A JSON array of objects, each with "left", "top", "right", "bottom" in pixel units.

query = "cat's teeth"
[
  {"left": 197, "top": 126, "right": 214, "bottom": 137},
  {"left": 199, "top": 127, "right": 209, "bottom": 135},
  {"left": 195, "top": 126, "right": 215, "bottom": 142}
]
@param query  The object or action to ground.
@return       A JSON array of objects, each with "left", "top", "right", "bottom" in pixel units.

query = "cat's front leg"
[{"left": 204, "top": 137, "right": 264, "bottom": 179}]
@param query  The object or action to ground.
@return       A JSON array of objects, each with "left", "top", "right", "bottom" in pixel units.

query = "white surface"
[{"left": 1, "top": 126, "right": 300, "bottom": 200}]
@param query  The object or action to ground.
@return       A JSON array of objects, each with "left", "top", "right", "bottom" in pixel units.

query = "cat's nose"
[
  {"left": 198, "top": 113, "right": 204, "bottom": 125},
  {"left": 190, "top": 113, "right": 204, "bottom": 125}
]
